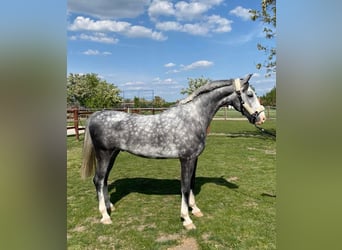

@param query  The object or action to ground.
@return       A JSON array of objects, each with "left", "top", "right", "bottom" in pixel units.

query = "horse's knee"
[{"left": 93, "top": 174, "right": 102, "bottom": 187}]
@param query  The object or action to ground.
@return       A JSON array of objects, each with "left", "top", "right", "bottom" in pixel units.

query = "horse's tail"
[{"left": 81, "top": 125, "right": 96, "bottom": 179}]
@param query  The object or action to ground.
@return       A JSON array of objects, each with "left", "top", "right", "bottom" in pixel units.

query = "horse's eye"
[{"left": 247, "top": 91, "right": 254, "bottom": 97}]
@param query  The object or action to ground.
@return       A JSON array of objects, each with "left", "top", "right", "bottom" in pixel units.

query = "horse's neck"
[{"left": 189, "top": 85, "right": 235, "bottom": 128}]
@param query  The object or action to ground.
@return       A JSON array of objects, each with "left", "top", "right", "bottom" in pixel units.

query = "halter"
[{"left": 233, "top": 78, "right": 265, "bottom": 124}]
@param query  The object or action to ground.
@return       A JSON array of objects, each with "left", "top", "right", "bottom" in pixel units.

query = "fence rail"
[
  {"left": 67, "top": 106, "right": 276, "bottom": 140},
  {"left": 214, "top": 106, "right": 276, "bottom": 120}
]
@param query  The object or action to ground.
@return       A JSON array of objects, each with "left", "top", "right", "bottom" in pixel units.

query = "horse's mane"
[{"left": 179, "top": 79, "right": 233, "bottom": 105}]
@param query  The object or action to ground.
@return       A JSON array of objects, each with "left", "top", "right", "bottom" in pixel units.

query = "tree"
[
  {"left": 180, "top": 76, "right": 211, "bottom": 96},
  {"left": 67, "top": 73, "right": 122, "bottom": 108},
  {"left": 250, "top": 0, "right": 276, "bottom": 77},
  {"left": 153, "top": 96, "right": 165, "bottom": 108},
  {"left": 133, "top": 96, "right": 141, "bottom": 108},
  {"left": 260, "top": 86, "right": 276, "bottom": 106}
]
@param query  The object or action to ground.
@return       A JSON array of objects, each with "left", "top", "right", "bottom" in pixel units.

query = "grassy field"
[{"left": 67, "top": 120, "right": 276, "bottom": 249}]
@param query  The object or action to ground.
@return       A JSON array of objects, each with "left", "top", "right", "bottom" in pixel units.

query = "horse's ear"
[
  {"left": 240, "top": 74, "right": 253, "bottom": 84},
  {"left": 240, "top": 74, "right": 253, "bottom": 89}
]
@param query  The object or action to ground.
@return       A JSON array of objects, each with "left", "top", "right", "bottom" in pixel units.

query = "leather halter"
[{"left": 233, "top": 78, "right": 265, "bottom": 124}]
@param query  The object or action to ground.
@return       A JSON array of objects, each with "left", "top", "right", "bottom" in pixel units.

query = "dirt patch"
[
  {"left": 156, "top": 234, "right": 181, "bottom": 243},
  {"left": 227, "top": 176, "right": 239, "bottom": 182},
  {"left": 85, "top": 216, "right": 99, "bottom": 224},
  {"left": 265, "top": 149, "right": 276, "bottom": 155},
  {"left": 137, "top": 223, "right": 157, "bottom": 231},
  {"left": 202, "top": 233, "right": 211, "bottom": 242},
  {"left": 244, "top": 201, "right": 258, "bottom": 208},
  {"left": 71, "top": 225, "right": 86, "bottom": 233},
  {"left": 167, "top": 237, "right": 198, "bottom": 250},
  {"left": 97, "top": 235, "right": 110, "bottom": 243}
]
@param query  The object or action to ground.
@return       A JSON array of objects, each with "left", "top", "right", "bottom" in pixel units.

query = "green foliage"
[
  {"left": 260, "top": 86, "right": 276, "bottom": 106},
  {"left": 130, "top": 96, "right": 167, "bottom": 108},
  {"left": 181, "top": 76, "right": 211, "bottom": 96},
  {"left": 153, "top": 96, "right": 166, "bottom": 108},
  {"left": 67, "top": 73, "right": 122, "bottom": 108},
  {"left": 250, "top": 0, "right": 276, "bottom": 77},
  {"left": 133, "top": 96, "right": 141, "bottom": 108}
]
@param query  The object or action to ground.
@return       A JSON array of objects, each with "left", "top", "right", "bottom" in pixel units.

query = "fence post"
[
  {"left": 73, "top": 107, "right": 79, "bottom": 140},
  {"left": 224, "top": 106, "right": 227, "bottom": 120}
]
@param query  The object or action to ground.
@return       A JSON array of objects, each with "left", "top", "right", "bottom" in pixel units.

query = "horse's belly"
[{"left": 124, "top": 143, "right": 179, "bottom": 159}]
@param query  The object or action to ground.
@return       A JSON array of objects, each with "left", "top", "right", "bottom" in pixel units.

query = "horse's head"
[{"left": 231, "top": 74, "right": 266, "bottom": 125}]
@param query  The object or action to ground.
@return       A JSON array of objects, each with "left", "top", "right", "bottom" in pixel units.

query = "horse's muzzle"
[{"left": 255, "top": 111, "right": 266, "bottom": 125}]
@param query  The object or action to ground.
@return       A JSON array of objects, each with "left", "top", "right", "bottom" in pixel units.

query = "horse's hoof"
[
  {"left": 184, "top": 223, "right": 196, "bottom": 230},
  {"left": 192, "top": 211, "right": 204, "bottom": 217},
  {"left": 101, "top": 218, "right": 112, "bottom": 225}
]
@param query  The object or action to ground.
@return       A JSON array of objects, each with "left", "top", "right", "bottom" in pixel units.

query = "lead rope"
[{"left": 254, "top": 124, "right": 276, "bottom": 138}]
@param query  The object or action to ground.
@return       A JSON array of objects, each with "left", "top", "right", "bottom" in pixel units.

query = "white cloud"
[
  {"left": 68, "top": 0, "right": 150, "bottom": 19},
  {"left": 148, "top": 0, "right": 175, "bottom": 20},
  {"left": 164, "top": 78, "right": 174, "bottom": 84},
  {"left": 167, "top": 69, "right": 181, "bottom": 74},
  {"left": 82, "top": 49, "right": 111, "bottom": 56},
  {"left": 68, "top": 16, "right": 167, "bottom": 41},
  {"left": 229, "top": 6, "right": 252, "bottom": 21},
  {"left": 182, "top": 60, "right": 214, "bottom": 70},
  {"left": 175, "top": 1, "right": 209, "bottom": 20},
  {"left": 156, "top": 21, "right": 183, "bottom": 32},
  {"left": 68, "top": 16, "right": 130, "bottom": 32},
  {"left": 183, "top": 23, "right": 209, "bottom": 36},
  {"left": 164, "top": 62, "right": 176, "bottom": 68},
  {"left": 69, "top": 2, "right": 231, "bottom": 41},
  {"left": 156, "top": 15, "right": 232, "bottom": 36},
  {"left": 148, "top": 0, "right": 224, "bottom": 21},
  {"left": 152, "top": 77, "right": 178, "bottom": 85},
  {"left": 71, "top": 32, "right": 119, "bottom": 44},
  {"left": 166, "top": 60, "right": 214, "bottom": 74},
  {"left": 122, "top": 81, "right": 146, "bottom": 88},
  {"left": 124, "top": 25, "right": 167, "bottom": 41},
  {"left": 83, "top": 49, "right": 100, "bottom": 55},
  {"left": 207, "top": 15, "right": 232, "bottom": 33}
]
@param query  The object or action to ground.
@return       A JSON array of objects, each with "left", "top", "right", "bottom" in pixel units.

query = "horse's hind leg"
[
  {"left": 93, "top": 149, "right": 120, "bottom": 224},
  {"left": 105, "top": 150, "right": 119, "bottom": 212},
  {"left": 189, "top": 158, "right": 203, "bottom": 217}
]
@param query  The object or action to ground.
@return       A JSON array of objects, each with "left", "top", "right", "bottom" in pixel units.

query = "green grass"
[{"left": 67, "top": 120, "right": 276, "bottom": 249}]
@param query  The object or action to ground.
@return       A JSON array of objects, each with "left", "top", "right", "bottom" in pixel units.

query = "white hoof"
[
  {"left": 100, "top": 217, "right": 112, "bottom": 225},
  {"left": 192, "top": 211, "right": 204, "bottom": 217},
  {"left": 184, "top": 222, "right": 196, "bottom": 230}
]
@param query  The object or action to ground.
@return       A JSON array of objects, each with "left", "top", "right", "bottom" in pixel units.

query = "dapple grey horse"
[{"left": 81, "top": 74, "right": 266, "bottom": 229}]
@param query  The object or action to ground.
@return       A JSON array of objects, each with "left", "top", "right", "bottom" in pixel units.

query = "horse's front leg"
[
  {"left": 189, "top": 158, "right": 203, "bottom": 217},
  {"left": 189, "top": 190, "right": 203, "bottom": 217},
  {"left": 180, "top": 157, "right": 197, "bottom": 230}
]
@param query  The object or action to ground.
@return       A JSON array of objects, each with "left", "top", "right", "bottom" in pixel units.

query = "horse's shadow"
[{"left": 108, "top": 176, "right": 238, "bottom": 205}]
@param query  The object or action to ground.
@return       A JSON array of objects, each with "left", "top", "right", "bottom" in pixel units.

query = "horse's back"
[{"left": 87, "top": 111, "right": 129, "bottom": 147}]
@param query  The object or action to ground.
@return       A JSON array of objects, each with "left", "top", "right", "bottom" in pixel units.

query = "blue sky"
[{"left": 67, "top": 0, "right": 276, "bottom": 102}]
